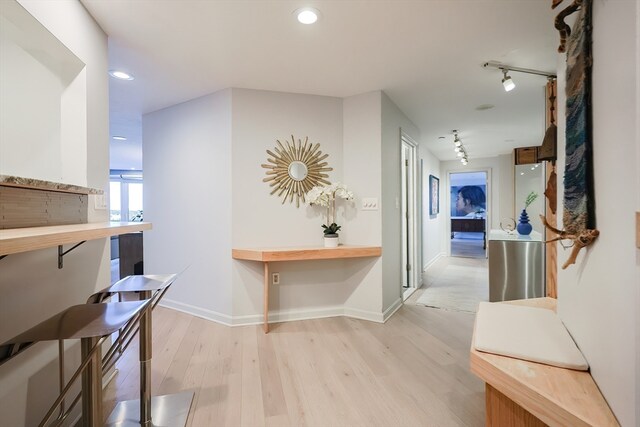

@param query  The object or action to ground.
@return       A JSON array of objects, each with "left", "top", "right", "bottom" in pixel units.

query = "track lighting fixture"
[
  {"left": 452, "top": 130, "right": 469, "bottom": 165},
  {"left": 502, "top": 70, "right": 515, "bottom": 92},
  {"left": 483, "top": 61, "right": 556, "bottom": 93}
]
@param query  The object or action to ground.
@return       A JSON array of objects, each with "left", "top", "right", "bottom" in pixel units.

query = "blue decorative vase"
[{"left": 517, "top": 209, "right": 532, "bottom": 235}]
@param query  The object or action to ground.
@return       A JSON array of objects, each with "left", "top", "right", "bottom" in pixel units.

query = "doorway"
[
  {"left": 401, "top": 134, "right": 419, "bottom": 300},
  {"left": 449, "top": 171, "right": 488, "bottom": 258},
  {"left": 109, "top": 172, "right": 144, "bottom": 284}
]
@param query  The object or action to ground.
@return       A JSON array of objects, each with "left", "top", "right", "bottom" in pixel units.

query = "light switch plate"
[
  {"left": 94, "top": 194, "right": 107, "bottom": 210},
  {"left": 362, "top": 197, "right": 378, "bottom": 210}
]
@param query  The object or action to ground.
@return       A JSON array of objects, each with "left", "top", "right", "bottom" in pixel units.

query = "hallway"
[{"left": 412, "top": 256, "right": 488, "bottom": 313}]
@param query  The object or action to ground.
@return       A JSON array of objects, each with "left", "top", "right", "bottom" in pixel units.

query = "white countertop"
[{"left": 488, "top": 229, "right": 542, "bottom": 242}]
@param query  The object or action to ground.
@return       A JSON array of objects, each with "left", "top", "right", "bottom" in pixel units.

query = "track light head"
[
  {"left": 502, "top": 70, "right": 515, "bottom": 92},
  {"left": 451, "top": 130, "right": 470, "bottom": 162}
]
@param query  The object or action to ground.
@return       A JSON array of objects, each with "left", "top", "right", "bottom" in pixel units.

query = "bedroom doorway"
[{"left": 449, "top": 171, "right": 488, "bottom": 258}]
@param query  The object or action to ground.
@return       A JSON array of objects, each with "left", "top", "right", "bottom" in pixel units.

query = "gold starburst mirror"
[{"left": 262, "top": 135, "right": 333, "bottom": 207}]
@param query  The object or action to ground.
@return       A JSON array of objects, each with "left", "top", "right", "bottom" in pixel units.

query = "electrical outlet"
[{"left": 272, "top": 273, "right": 280, "bottom": 285}]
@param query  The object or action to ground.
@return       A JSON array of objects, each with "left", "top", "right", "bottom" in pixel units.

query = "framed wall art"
[{"left": 429, "top": 174, "right": 439, "bottom": 216}]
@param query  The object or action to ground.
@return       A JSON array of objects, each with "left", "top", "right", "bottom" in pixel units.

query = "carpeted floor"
[
  {"left": 451, "top": 232, "right": 486, "bottom": 258},
  {"left": 415, "top": 256, "right": 488, "bottom": 313}
]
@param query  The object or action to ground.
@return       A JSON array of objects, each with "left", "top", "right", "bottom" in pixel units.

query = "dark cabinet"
[{"left": 119, "top": 232, "right": 144, "bottom": 277}]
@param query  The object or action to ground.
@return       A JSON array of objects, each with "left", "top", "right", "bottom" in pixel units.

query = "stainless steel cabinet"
[{"left": 488, "top": 230, "right": 545, "bottom": 302}]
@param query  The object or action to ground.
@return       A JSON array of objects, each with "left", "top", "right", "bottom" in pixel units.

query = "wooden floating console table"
[
  {"left": 232, "top": 245, "right": 382, "bottom": 333},
  {"left": 470, "top": 298, "right": 619, "bottom": 426}
]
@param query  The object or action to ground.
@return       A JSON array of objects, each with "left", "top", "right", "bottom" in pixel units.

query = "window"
[
  {"left": 109, "top": 174, "right": 143, "bottom": 222},
  {"left": 128, "top": 183, "right": 143, "bottom": 221},
  {"left": 110, "top": 181, "right": 121, "bottom": 221}
]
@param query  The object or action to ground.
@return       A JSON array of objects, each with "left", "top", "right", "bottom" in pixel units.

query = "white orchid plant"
[{"left": 306, "top": 183, "right": 354, "bottom": 234}]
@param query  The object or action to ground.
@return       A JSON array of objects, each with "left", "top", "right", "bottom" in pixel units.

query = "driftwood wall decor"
[
  {"left": 543, "top": 0, "right": 599, "bottom": 269},
  {"left": 261, "top": 135, "right": 333, "bottom": 207}
]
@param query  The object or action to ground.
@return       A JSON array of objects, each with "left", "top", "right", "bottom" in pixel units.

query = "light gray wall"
[
  {"left": 556, "top": 1, "right": 639, "bottom": 425},
  {"left": 144, "top": 88, "right": 407, "bottom": 324},
  {"left": 0, "top": 0, "right": 88, "bottom": 186},
  {"left": 230, "top": 88, "right": 353, "bottom": 321},
  {"left": 143, "top": 90, "right": 233, "bottom": 322},
  {"left": 498, "top": 152, "right": 515, "bottom": 228},
  {"left": 515, "top": 163, "right": 545, "bottom": 234},
  {"left": 381, "top": 92, "right": 420, "bottom": 311},
  {"left": 342, "top": 91, "right": 384, "bottom": 317},
  {"left": 0, "top": 1, "right": 108, "bottom": 425},
  {"left": 420, "top": 142, "right": 445, "bottom": 268}
]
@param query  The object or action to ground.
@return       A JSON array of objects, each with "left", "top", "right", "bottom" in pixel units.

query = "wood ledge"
[
  {"left": 0, "top": 222, "right": 151, "bottom": 256},
  {"left": 232, "top": 245, "right": 382, "bottom": 262}
]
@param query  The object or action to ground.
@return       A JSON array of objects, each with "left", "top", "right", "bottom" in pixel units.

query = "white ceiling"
[{"left": 80, "top": 0, "right": 559, "bottom": 170}]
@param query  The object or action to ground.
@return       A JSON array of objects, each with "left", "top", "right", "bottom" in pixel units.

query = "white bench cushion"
[{"left": 474, "top": 302, "right": 589, "bottom": 370}]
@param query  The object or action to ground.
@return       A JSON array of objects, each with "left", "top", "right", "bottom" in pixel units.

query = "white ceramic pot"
[{"left": 324, "top": 235, "right": 339, "bottom": 248}]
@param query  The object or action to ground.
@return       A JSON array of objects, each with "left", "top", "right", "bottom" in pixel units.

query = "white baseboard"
[
  {"left": 159, "top": 299, "right": 234, "bottom": 326},
  {"left": 269, "top": 305, "right": 344, "bottom": 323},
  {"left": 343, "top": 306, "right": 384, "bottom": 323},
  {"left": 402, "top": 286, "right": 418, "bottom": 301},
  {"left": 160, "top": 298, "right": 391, "bottom": 327},
  {"left": 383, "top": 297, "right": 403, "bottom": 322},
  {"left": 423, "top": 252, "right": 445, "bottom": 272}
]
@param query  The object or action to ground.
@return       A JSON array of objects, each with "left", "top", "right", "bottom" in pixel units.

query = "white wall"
[
  {"left": 0, "top": 1, "right": 108, "bottom": 425},
  {"left": 145, "top": 88, "right": 406, "bottom": 324},
  {"left": 0, "top": 27, "right": 62, "bottom": 180},
  {"left": 231, "top": 88, "right": 357, "bottom": 321},
  {"left": 420, "top": 143, "right": 444, "bottom": 269},
  {"left": 498, "top": 152, "right": 515, "bottom": 228},
  {"left": 514, "top": 163, "right": 545, "bottom": 234},
  {"left": 636, "top": 3, "right": 640, "bottom": 421},
  {"left": 381, "top": 92, "right": 420, "bottom": 311},
  {"left": 143, "top": 90, "right": 233, "bottom": 322},
  {"left": 0, "top": 0, "right": 91, "bottom": 188},
  {"left": 342, "top": 91, "right": 384, "bottom": 317},
  {"left": 556, "top": 1, "right": 639, "bottom": 425}
]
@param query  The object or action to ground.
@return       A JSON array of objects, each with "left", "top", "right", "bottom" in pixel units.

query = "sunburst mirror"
[{"left": 261, "top": 135, "right": 333, "bottom": 207}]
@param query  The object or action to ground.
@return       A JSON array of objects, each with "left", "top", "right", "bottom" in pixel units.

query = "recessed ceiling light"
[
  {"left": 109, "top": 70, "right": 134, "bottom": 80},
  {"left": 475, "top": 104, "right": 495, "bottom": 111},
  {"left": 112, "top": 136, "right": 127, "bottom": 141},
  {"left": 295, "top": 7, "right": 320, "bottom": 24}
]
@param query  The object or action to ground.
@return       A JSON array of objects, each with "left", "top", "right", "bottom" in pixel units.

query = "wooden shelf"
[
  {"left": 470, "top": 298, "right": 619, "bottom": 427},
  {"left": 232, "top": 245, "right": 382, "bottom": 262},
  {"left": 0, "top": 222, "right": 152, "bottom": 256}
]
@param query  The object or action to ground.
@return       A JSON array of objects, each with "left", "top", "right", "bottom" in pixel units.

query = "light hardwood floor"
[
  {"left": 104, "top": 270, "right": 485, "bottom": 426},
  {"left": 450, "top": 232, "right": 486, "bottom": 259}
]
